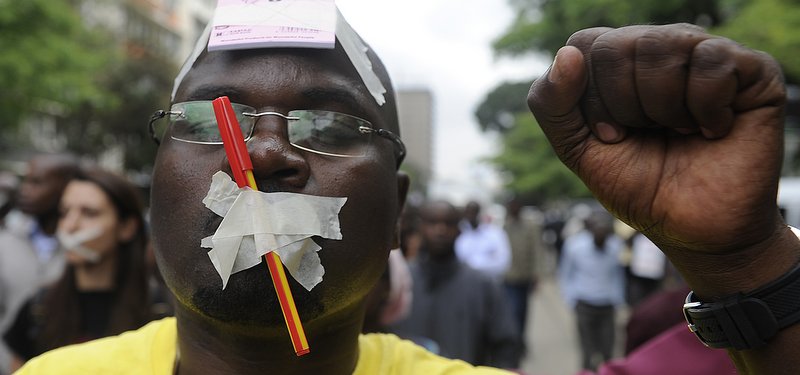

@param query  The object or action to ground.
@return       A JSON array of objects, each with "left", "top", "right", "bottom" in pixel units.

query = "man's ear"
[
  {"left": 391, "top": 171, "right": 410, "bottom": 249},
  {"left": 117, "top": 216, "right": 140, "bottom": 244}
]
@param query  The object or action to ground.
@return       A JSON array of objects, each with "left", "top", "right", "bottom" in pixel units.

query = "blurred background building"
[
  {"left": 397, "top": 89, "right": 434, "bottom": 202},
  {"left": 81, "top": 0, "right": 213, "bottom": 67}
]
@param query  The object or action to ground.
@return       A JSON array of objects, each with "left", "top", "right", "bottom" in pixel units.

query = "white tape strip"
[
  {"left": 57, "top": 227, "right": 104, "bottom": 263},
  {"left": 171, "top": 21, "right": 212, "bottom": 101},
  {"left": 201, "top": 171, "right": 346, "bottom": 290},
  {"left": 335, "top": 8, "right": 386, "bottom": 106}
]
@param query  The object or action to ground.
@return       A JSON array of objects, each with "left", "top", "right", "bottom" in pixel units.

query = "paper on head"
[
  {"left": 201, "top": 171, "right": 347, "bottom": 290},
  {"left": 208, "top": 0, "right": 336, "bottom": 51},
  {"left": 57, "top": 227, "right": 104, "bottom": 263},
  {"left": 171, "top": 1, "right": 386, "bottom": 105}
]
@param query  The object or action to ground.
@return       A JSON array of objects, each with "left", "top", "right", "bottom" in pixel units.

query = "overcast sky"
[{"left": 336, "top": 0, "right": 550, "bottom": 205}]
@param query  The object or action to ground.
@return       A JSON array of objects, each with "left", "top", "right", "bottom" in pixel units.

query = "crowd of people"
[
  {"left": 1, "top": 3, "right": 798, "bottom": 375},
  {"left": 0, "top": 152, "right": 735, "bottom": 375},
  {"left": 0, "top": 155, "right": 754, "bottom": 375},
  {"left": 0, "top": 154, "right": 715, "bottom": 374},
  {"left": 0, "top": 155, "right": 170, "bottom": 374}
]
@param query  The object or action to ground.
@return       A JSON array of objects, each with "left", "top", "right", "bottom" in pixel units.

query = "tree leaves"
[
  {"left": 0, "top": 0, "right": 115, "bottom": 130},
  {"left": 481, "top": 0, "right": 800, "bottom": 202},
  {"left": 494, "top": 0, "right": 724, "bottom": 59},
  {"left": 1, "top": 0, "right": 176, "bottom": 172},
  {"left": 491, "top": 113, "right": 591, "bottom": 204}
]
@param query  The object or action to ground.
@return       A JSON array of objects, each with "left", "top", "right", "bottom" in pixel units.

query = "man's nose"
[{"left": 242, "top": 116, "right": 310, "bottom": 190}]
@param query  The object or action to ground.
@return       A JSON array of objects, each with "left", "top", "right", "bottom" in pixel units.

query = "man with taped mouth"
[
  {"left": 149, "top": 37, "right": 415, "bottom": 375},
  {"left": 14, "top": 3, "right": 800, "bottom": 375},
  {"left": 12, "top": 4, "right": 512, "bottom": 375}
]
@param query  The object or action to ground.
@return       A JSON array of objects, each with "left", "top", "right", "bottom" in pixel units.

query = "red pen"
[
  {"left": 212, "top": 96, "right": 310, "bottom": 356},
  {"left": 212, "top": 98, "right": 255, "bottom": 189}
]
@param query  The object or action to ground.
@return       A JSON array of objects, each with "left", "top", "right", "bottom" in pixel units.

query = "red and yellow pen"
[{"left": 212, "top": 96, "right": 310, "bottom": 356}]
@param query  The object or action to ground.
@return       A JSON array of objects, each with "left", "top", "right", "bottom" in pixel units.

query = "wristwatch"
[{"left": 682, "top": 227, "right": 800, "bottom": 350}]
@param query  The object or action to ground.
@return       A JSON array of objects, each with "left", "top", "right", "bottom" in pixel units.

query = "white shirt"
[
  {"left": 629, "top": 234, "right": 666, "bottom": 279},
  {"left": 455, "top": 222, "right": 511, "bottom": 279},
  {"left": 558, "top": 230, "right": 626, "bottom": 308}
]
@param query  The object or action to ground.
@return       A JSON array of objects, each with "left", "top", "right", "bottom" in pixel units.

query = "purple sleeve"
[{"left": 586, "top": 323, "right": 736, "bottom": 375}]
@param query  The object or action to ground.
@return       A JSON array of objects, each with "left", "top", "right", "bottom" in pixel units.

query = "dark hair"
[{"left": 36, "top": 166, "right": 151, "bottom": 353}]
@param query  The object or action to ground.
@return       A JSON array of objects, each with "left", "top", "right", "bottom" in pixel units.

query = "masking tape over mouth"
[
  {"left": 201, "top": 171, "right": 346, "bottom": 290},
  {"left": 57, "top": 227, "right": 104, "bottom": 263}
]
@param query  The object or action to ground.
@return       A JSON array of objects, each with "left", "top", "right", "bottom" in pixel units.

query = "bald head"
[{"left": 173, "top": 13, "right": 400, "bottom": 137}]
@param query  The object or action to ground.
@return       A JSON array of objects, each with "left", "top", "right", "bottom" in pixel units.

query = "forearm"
[
  {"left": 657, "top": 222, "right": 800, "bottom": 374},
  {"left": 658, "top": 220, "right": 799, "bottom": 298}
]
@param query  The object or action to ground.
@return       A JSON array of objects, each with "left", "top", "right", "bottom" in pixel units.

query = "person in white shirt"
[
  {"left": 455, "top": 201, "right": 511, "bottom": 280},
  {"left": 559, "top": 209, "right": 626, "bottom": 370}
]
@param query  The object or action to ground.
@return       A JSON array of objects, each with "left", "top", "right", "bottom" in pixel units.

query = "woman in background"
[{"left": 3, "top": 166, "right": 151, "bottom": 370}]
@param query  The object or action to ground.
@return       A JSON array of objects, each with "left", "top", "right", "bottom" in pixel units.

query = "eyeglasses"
[{"left": 149, "top": 101, "right": 406, "bottom": 164}]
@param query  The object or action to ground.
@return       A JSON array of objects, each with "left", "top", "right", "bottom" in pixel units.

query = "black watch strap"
[{"left": 683, "top": 259, "right": 800, "bottom": 350}]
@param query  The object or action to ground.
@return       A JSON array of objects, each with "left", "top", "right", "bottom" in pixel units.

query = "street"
[
  {"left": 519, "top": 274, "right": 629, "bottom": 375},
  {"left": 520, "top": 277, "right": 581, "bottom": 375}
]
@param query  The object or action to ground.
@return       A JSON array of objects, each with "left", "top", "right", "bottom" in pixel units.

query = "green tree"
[
  {"left": 0, "top": 0, "right": 116, "bottom": 137},
  {"left": 485, "top": 0, "right": 731, "bottom": 202},
  {"left": 474, "top": 81, "right": 532, "bottom": 132},
  {"left": 712, "top": 0, "right": 800, "bottom": 83},
  {"left": 494, "top": 0, "right": 726, "bottom": 58},
  {"left": 1, "top": 0, "right": 177, "bottom": 172},
  {"left": 476, "top": 80, "right": 591, "bottom": 203},
  {"left": 86, "top": 55, "right": 175, "bottom": 172},
  {"left": 481, "top": 0, "right": 800, "bottom": 200},
  {"left": 494, "top": 0, "right": 799, "bottom": 80},
  {"left": 493, "top": 112, "right": 591, "bottom": 204}
]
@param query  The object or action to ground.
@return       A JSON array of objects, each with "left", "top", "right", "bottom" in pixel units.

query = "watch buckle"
[
  {"left": 682, "top": 301, "right": 707, "bottom": 345},
  {"left": 683, "top": 292, "right": 778, "bottom": 350}
]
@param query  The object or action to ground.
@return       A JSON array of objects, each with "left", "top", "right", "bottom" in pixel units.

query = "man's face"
[
  {"left": 150, "top": 47, "right": 406, "bottom": 329},
  {"left": 16, "top": 157, "right": 67, "bottom": 217},
  {"left": 587, "top": 213, "right": 614, "bottom": 247},
  {"left": 419, "top": 202, "right": 460, "bottom": 258}
]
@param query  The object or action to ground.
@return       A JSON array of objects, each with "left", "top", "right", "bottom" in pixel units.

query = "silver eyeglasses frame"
[{"left": 148, "top": 105, "right": 407, "bottom": 166}]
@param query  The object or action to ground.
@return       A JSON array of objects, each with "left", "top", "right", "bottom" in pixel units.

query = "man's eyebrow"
[
  {"left": 300, "top": 87, "right": 366, "bottom": 112},
  {"left": 183, "top": 85, "right": 371, "bottom": 114},
  {"left": 183, "top": 85, "right": 243, "bottom": 102}
]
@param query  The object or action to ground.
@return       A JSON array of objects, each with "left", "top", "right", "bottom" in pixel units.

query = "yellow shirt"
[{"left": 16, "top": 318, "right": 512, "bottom": 375}]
